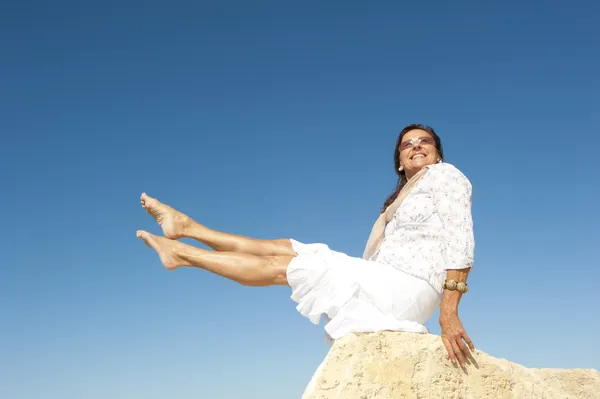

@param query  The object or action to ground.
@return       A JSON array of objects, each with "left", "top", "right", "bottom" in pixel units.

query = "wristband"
[{"left": 443, "top": 279, "right": 468, "bottom": 293}]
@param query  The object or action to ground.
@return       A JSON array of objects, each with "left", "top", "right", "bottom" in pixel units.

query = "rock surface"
[{"left": 301, "top": 331, "right": 599, "bottom": 399}]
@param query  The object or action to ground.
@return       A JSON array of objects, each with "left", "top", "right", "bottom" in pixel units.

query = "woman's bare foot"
[
  {"left": 140, "top": 193, "right": 191, "bottom": 239},
  {"left": 136, "top": 230, "right": 188, "bottom": 270}
]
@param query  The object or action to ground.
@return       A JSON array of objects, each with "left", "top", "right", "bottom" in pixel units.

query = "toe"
[
  {"left": 137, "top": 230, "right": 160, "bottom": 251},
  {"left": 142, "top": 193, "right": 155, "bottom": 202},
  {"left": 142, "top": 193, "right": 159, "bottom": 209}
]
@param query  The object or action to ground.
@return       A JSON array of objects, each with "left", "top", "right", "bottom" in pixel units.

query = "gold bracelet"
[{"left": 443, "top": 279, "right": 469, "bottom": 293}]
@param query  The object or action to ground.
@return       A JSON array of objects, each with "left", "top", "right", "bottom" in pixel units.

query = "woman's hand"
[{"left": 440, "top": 313, "right": 474, "bottom": 367}]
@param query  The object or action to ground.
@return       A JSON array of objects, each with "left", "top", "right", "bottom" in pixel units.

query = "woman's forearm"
[
  {"left": 439, "top": 268, "right": 470, "bottom": 319},
  {"left": 439, "top": 267, "right": 474, "bottom": 364}
]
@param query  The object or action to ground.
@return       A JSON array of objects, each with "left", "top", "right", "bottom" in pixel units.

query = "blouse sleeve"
[{"left": 431, "top": 164, "right": 475, "bottom": 270}]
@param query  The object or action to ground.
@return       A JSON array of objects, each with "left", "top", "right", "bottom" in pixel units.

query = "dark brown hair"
[{"left": 381, "top": 124, "right": 444, "bottom": 212}]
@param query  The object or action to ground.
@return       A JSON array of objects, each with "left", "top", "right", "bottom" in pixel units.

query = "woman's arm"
[
  {"left": 431, "top": 164, "right": 475, "bottom": 366},
  {"left": 439, "top": 268, "right": 473, "bottom": 366}
]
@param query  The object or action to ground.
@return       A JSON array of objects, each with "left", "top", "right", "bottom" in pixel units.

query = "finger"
[
  {"left": 443, "top": 339, "right": 456, "bottom": 364},
  {"left": 451, "top": 340, "right": 466, "bottom": 366},
  {"left": 456, "top": 334, "right": 468, "bottom": 353},
  {"left": 462, "top": 332, "right": 475, "bottom": 351}
]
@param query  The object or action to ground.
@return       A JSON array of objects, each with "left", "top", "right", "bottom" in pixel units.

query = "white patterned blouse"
[{"left": 368, "top": 162, "right": 475, "bottom": 294}]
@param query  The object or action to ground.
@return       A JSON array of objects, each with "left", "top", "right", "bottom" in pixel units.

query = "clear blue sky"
[{"left": 1, "top": 1, "right": 599, "bottom": 398}]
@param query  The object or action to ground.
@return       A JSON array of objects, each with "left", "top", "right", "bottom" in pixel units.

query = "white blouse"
[{"left": 368, "top": 163, "right": 475, "bottom": 294}]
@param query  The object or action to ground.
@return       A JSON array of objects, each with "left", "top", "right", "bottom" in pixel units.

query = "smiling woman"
[
  {"left": 382, "top": 124, "right": 444, "bottom": 211},
  {"left": 136, "top": 123, "right": 476, "bottom": 366}
]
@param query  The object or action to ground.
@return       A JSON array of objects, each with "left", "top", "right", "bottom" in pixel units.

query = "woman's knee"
[
  {"left": 270, "top": 238, "right": 296, "bottom": 256},
  {"left": 236, "top": 255, "right": 293, "bottom": 287},
  {"left": 264, "top": 255, "right": 293, "bottom": 285}
]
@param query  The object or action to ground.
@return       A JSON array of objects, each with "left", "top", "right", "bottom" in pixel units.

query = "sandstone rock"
[{"left": 301, "top": 331, "right": 599, "bottom": 399}]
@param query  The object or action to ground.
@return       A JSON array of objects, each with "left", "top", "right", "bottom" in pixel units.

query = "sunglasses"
[{"left": 399, "top": 136, "right": 435, "bottom": 152}]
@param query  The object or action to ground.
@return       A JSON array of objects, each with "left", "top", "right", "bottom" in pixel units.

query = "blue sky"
[{"left": 1, "top": 1, "right": 599, "bottom": 398}]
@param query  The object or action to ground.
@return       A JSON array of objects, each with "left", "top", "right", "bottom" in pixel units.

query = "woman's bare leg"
[
  {"left": 140, "top": 193, "right": 296, "bottom": 256},
  {"left": 136, "top": 230, "right": 294, "bottom": 286}
]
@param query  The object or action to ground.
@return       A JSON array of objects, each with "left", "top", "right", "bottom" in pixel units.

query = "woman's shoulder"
[
  {"left": 426, "top": 162, "right": 472, "bottom": 189},
  {"left": 428, "top": 161, "right": 468, "bottom": 176}
]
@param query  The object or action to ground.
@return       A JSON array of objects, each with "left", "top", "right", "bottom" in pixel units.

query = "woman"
[{"left": 136, "top": 124, "right": 475, "bottom": 366}]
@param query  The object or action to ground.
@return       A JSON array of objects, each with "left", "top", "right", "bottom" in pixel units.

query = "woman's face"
[{"left": 398, "top": 129, "right": 441, "bottom": 178}]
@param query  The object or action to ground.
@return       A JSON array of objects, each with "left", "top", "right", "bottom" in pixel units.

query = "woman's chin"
[{"left": 410, "top": 158, "right": 435, "bottom": 170}]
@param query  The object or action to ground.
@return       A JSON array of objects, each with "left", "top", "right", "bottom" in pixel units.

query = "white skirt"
[{"left": 287, "top": 239, "right": 441, "bottom": 341}]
